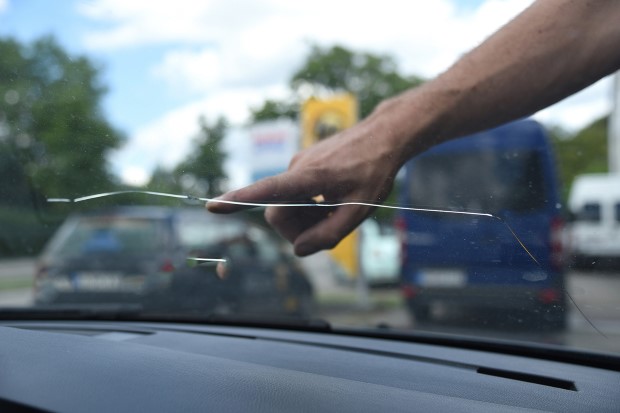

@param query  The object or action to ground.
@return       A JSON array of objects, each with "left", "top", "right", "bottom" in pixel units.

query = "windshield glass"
[{"left": 1, "top": 1, "right": 619, "bottom": 356}]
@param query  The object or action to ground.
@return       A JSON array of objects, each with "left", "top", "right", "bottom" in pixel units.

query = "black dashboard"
[{"left": 0, "top": 321, "right": 618, "bottom": 412}]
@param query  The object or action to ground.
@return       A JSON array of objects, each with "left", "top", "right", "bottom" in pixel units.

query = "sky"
[{"left": 0, "top": 0, "right": 614, "bottom": 188}]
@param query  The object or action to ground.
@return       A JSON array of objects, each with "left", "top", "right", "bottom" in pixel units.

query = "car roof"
[
  {"left": 70, "top": 205, "right": 261, "bottom": 228},
  {"left": 418, "top": 119, "right": 549, "bottom": 156},
  {"left": 76, "top": 205, "right": 203, "bottom": 219}
]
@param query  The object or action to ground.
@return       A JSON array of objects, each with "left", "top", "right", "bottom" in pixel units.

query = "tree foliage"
[
  {"left": 550, "top": 116, "right": 608, "bottom": 201},
  {"left": 291, "top": 45, "right": 424, "bottom": 118},
  {"left": 250, "top": 44, "right": 424, "bottom": 122},
  {"left": 0, "top": 36, "right": 123, "bottom": 200},
  {"left": 174, "top": 116, "right": 228, "bottom": 198},
  {"left": 250, "top": 99, "right": 297, "bottom": 123}
]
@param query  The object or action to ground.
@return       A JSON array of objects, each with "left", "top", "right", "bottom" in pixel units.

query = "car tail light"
[
  {"left": 550, "top": 216, "right": 564, "bottom": 271},
  {"left": 401, "top": 284, "right": 418, "bottom": 299},
  {"left": 394, "top": 216, "right": 407, "bottom": 265},
  {"left": 538, "top": 287, "right": 561, "bottom": 304},
  {"left": 159, "top": 259, "right": 175, "bottom": 273}
]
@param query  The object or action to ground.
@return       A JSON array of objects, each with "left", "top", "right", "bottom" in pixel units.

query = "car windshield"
[
  {"left": 49, "top": 216, "right": 165, "bottom": 258},
  {"left": 0, "top": 1, "right": 619, "bottom": 357}
]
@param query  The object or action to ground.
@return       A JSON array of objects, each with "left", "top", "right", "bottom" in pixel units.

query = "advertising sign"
[{"left": 249, "top": 119, "right": 299, "bottom": 183}]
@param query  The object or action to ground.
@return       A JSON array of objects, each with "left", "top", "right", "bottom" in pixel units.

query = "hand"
[{"left": 207, "top": 116, "right": 403, "bottom": 256}]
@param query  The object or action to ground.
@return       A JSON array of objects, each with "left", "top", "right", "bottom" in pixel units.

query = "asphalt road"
[{"left": 318, "top": 269, "right": 620, "bottom": 354}]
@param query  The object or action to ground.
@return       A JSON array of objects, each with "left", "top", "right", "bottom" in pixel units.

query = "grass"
[{"left": 0, "top": 276, "right": 33, "bottom": 291}]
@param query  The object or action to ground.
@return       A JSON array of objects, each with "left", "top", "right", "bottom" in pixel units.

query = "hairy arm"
[{"left": 209, "top": 0, "right": 620, "bottom": 256}]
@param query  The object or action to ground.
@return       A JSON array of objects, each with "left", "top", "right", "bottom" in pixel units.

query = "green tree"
[
  {"left": 147, "top": 166, "right": 184, "bottom": 195},
  {"left": 249, "top": 99, "right": 297, "bottom": 123},
  {"left": 550, "top": 116, "right": 608, "bottom": 201},
  {"left": 175, "top": 116, "right": 228, "bottom": 198},
  {"left": 250, "top": 44, "right": 424, "bottom": 122},
  {"left": 0, "top": 36, "right": 123, "bottom": 199},
  {"left": 290, "top": 44, "right": 424, "bottom": 118}
]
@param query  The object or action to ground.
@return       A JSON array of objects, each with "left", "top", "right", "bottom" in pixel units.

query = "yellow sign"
[
  {"left": 301, "top": 94, "right": 358, "bottom": 149},
  {"left": 300, "top": 94, "right": 359, "bottom": 277}
]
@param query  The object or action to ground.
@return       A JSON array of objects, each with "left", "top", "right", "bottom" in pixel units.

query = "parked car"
[
  {"left": 398, "top": 120, "right": 567, "bottom": 329},
  {"left": 360, "top": 219, "right": 400, "bottom": 286},
  {"left": 567, "top": 173, "right": 620, "bottom": 269},
  {"left": 34, "top": 207, "right": 314, "bottom": 317}
]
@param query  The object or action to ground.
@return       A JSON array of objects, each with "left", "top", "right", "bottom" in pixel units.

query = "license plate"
[
  {"left": 76, "top": 272, "right": 122, "bottom": 291},
  {"left": 418, "top": 269, "right": 466, "bottom": 288}
]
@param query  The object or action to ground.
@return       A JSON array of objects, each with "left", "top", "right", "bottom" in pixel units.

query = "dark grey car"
[{"left": 34, "top": 206, "right": 314, "bottom": 317}]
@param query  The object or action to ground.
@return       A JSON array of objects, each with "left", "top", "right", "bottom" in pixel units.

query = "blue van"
[{"left": 397, "top": 120, "right": 566, "bottom": 329}]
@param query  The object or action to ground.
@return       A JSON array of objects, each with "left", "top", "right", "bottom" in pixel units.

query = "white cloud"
[
  {"left": 152, "top": 48, "right": 222, "bottom": 95},
  {"left": 85, "top": 0, "right": 613, "bottom": 185},
  {"left": 110, "top": 84, "right": 288, "bottom": 187},
  {"left": 80, "top": 0, "right": 533, "bottom": 77},
  {"left": 0, "top": 0, "right": 8, "bottom": 14},
  {"left": 121, "top": 166, "right": 150, "bottom": 187}
]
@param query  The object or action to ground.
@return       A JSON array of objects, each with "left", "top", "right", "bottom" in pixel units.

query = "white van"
[{"left": 568, "top": 173, "right": 620, "bottom": 267}]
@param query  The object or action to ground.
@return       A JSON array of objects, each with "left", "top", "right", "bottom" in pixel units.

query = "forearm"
[{"left": 372, "top": 0, "right": 620, "bottom": 164}]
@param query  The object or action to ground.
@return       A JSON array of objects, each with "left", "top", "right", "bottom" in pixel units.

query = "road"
[
  {"left": 315, "top": 268, "right": 620, "bottom": 354},
  {"left": 0, "top": 257, "right": 618, "bottom": 353},
  {"left": 0, "top": 258, "right": 35, "bottom": 279}
]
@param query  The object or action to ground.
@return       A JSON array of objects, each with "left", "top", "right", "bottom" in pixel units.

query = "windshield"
[
  {"left": 48, "top": 216, "right": 166, "bottom": 258},
  {"left": 1, "top": 1, "right": 619, "bottom": 357}
]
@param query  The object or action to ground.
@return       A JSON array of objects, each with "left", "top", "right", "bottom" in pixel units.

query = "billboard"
[{"left": 249, "top": 119, "right": 299, "bottom": 183}]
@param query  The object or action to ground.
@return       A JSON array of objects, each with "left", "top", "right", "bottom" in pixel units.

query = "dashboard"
[{"left": 0, "top": 320, "right": 618, "bottom": 412}]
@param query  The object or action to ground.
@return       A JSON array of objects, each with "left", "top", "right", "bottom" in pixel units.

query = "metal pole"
[
  {"left": 356, "top": 228, "right": 371, "bottom": 310},
  {"left": 609, "top": 72, "right": 620, "bottom": 174}
]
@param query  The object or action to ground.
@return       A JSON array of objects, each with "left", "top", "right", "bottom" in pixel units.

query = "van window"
[
  {"left": 577, "top": 203, "right": 602, "bottom": 222},
  {"left": 408, "top": 150, "right": 545, "bottom": 214},
  {"left": 53, "top": 217, "right": 164, "bottom": 258},
  {"left": 615, "top": 203, "right": 620, "bottom": 222},
  {"left": 177, "top": 214, "right": 244, "bottom": 249}
]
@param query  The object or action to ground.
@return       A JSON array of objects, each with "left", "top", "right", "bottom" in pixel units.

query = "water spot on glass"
[{"left": 4, "top": 89, "right": 19, "bottom": 105}]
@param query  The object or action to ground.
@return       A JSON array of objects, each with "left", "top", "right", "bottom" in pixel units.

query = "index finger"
[{"left": 206, "top": 171, "right": 318, "bottom": 214}]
